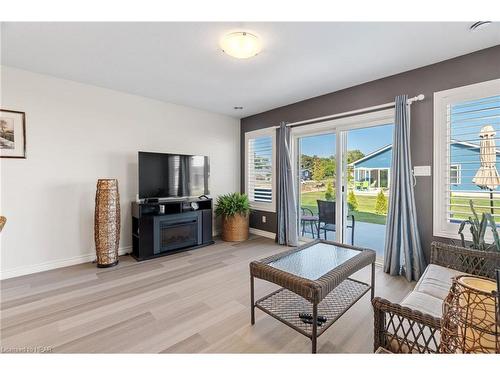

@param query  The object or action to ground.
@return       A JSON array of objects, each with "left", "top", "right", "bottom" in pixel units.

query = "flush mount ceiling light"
[
  {"left": 220, "top": 32, "right": 261, "bottom": 59},
  {"left": 469, "top": 21, "right": 492, "bottom": 31}
]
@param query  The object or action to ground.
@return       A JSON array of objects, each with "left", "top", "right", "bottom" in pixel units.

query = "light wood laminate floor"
[{"left": 0, "top": 236, "right": 414, "bottom": 353}]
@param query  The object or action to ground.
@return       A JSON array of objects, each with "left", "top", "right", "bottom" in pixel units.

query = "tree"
[
  {"left": 375, "top": 190, "right": 388, "bottom": 215},
  {"left": 0, "top": 120, "right": 8, "bottom": 138},
  {"left": 300, "top": 154, "right": 336, "bottom": 181},
  {"left": 300, "top": 154, "right": 316, "bottom": 173},
  {"left": 312, "top": 157, "right": 326, "bottom": 181},
  {"left": 347, "top": 149, "right": 365, "bottom": 164},
  {"left": 324, "top": 181, "right": 334, "bottom": 201},
  {"left": 347, "top": 190, "right": 358, "bottom": 211},
  {"left": 322, "top": 158, "right": 335, "bottom": 178}
]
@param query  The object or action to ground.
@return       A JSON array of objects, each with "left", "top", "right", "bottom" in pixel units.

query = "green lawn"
[
  {"left": 449, "top": 195, "right": 500, "bottom": 220},
  {"left": 300, "top": 190, "right": 387, "bottom": 225},
  {"left": 301, "top": 187, "right": 500, "bottom": 227}
]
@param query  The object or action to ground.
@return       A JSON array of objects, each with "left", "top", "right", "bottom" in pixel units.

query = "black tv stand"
[{"left": 131, "top": 197, "right": 214, "bottom": 261}]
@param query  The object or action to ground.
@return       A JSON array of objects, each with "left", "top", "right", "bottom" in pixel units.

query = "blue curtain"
[
  {"left": 384, "top": 95, "right": 426, "bottom": 281},
  {"left": 278, "top": 122, "right": 298, "bottom": 246}
]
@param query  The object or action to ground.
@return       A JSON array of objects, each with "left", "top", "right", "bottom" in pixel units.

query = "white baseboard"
[
  {"left": 249, "top": 228, "right": 276, "bottom": 240},
  {"left": 0, "top": 246, "right": 132, "bottom": 280},
  {"left": 1, "top": 228, "right": 272, "bottom": 280}
]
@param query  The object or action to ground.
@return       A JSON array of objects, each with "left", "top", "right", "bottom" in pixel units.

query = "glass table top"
[{"left": 267, "top": 242, "right": 360, "bottom": 280}]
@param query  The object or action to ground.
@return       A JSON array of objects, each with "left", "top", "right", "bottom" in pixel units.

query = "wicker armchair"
[{"left": 372, "top": 241, "right": 500, "bottom": 353}]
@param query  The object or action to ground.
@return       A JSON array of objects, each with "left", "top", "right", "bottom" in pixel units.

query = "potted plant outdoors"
[
  {"left": 458, "top": 200, "right": 500, "bottom": 252},
  {"left": 215, "top": 193, "right": 250, "bottom": 242}
]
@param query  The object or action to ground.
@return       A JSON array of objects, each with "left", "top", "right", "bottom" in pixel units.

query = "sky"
[{"left": 300, "top": 123, "right": 394, "bottom": 158}]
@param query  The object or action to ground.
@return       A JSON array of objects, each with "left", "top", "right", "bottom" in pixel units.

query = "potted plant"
[
  {"left": 215, "top": 192, "right": 250, "bottom": 242},
  {"left": 458, "top": 200, "right": 500, "bottom": 252}
]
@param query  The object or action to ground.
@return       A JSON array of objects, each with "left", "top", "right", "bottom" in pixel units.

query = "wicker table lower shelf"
[
  {"left": 250, "top": 239, "right": 376, "bottom": 353},
  {"left": 255, "top": 278, "right": 370, "bottom": 338}
]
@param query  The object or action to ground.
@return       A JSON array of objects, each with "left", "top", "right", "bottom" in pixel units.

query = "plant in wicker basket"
[{"left": 215, "top": 193, "right": 250, "bottom": 242}]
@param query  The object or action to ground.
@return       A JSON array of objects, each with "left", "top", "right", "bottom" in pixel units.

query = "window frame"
[
  {"left": 379, "top": 168, "right": 390, "bottom": 189},
  {"left": 449, "top": 164, "right": 461, "bottom": 185},
  {"left": 291, "top": 109, "right": 394, "bottom": 245},
  {"left": 433, "top": 78, "right": 500, "bottom": 240},
  {"left": 244, "top": 128, "right": 277, "bottom": 213}
]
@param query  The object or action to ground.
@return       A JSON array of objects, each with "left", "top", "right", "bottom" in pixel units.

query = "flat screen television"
[{"left": 138, "top": 151, "right": 210, "bottom": 199}]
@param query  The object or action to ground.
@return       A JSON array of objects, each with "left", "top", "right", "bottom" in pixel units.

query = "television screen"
[{"left": 138, "top": 152, "right": 210, "bottom": 199}]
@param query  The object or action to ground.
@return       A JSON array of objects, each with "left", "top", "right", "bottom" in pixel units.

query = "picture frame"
[{"left": 0, "top": 109, "right": 26, "bottom": 159}]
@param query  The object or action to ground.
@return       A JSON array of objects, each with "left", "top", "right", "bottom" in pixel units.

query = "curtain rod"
[{"left": 273, "top": 94, "right": 425, "bottom": 129}]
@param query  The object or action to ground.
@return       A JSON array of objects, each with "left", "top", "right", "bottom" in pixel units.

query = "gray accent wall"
[{"left": 241, "top": 45, "right": 500, "bottom": 259}]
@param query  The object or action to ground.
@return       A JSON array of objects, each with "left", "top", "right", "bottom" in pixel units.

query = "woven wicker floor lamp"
[
  {"left": 441, "top": 275, "right": 499, "bottom": 353},
  {"left": 94, "top": 179, "right": 120, "bottom": 268}
]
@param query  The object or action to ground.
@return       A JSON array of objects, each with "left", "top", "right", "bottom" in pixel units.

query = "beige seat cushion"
[
  {"left": 414, "top": 264, "right": 465, "bottom": 300},
  {"left": 400, "top": 290, "right": 444, "bottom": 318},
  {"left": 387, "top": 264, "right": 467, "bottom": 352}
]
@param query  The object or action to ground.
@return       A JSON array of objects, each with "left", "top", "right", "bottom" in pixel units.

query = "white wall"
[{"left": 0, "top": 66, "right": 240, "bottom": 279}]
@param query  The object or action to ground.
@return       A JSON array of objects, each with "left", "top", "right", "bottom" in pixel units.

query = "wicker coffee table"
[{"left": 250, "top": 239, "right": 376, "bottom": 353}]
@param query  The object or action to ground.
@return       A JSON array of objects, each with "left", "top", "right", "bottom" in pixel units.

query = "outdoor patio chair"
[
  {"left": 356, "top": 180, "right": 369, "bottom": 190},
  {"left": 300, "top": 207, "right": 318, "bottom": 238},
  {"left": 316, "top": 200, "right": 355, "bottom": 244}
]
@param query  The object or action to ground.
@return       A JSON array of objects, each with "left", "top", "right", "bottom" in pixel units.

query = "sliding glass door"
[
  {"left": 342, "top": 123, "right": 394, "bottom": 259},
  {"left": 297, "top": 132, "right": 337, "bottom": 240},
  {"left": 293, "top": 109, "right": 394, "bottom": 260}
]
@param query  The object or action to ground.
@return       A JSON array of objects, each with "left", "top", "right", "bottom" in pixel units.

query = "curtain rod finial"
[{"left": 416, "top": 94, "right": 425, "bottom": 101}]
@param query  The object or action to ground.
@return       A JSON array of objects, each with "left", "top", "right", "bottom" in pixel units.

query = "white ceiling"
[{"left": 1, "top": 22, "right": 499, "bottom": 118}]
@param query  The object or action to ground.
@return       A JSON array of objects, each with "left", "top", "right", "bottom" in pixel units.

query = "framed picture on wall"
[{"left": 0, "top": 109, "right": 26, "bottom": 159}]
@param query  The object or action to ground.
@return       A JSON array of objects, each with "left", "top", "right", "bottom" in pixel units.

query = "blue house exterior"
[
  {"left": 449, "top": 140, "right": 500, "bottom": 192},
  {"left": 350, "top": 145, "right": 392, "bottom": 191},
  {"left": 350, "top": 141, "right": 500, "bottom": 192}
]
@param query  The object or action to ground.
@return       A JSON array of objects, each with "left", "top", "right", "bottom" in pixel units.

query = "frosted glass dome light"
[{"left": 220, "top": 32, "right": 261, "bottom": 59}]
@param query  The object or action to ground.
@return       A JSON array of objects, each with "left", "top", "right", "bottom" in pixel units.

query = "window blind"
[
  {"left": 247, "top": 135, "right": 273, "bottom": 203},
  {"left": 446, "top": 94, "right": 500, "bottom": 222}
]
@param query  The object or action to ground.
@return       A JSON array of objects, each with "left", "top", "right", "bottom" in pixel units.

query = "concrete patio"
[{"left": 301, "top": 221, "right": 386, "bottom": 259}]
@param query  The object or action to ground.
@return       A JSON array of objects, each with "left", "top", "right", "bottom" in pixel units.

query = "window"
[
  {"left": 449, "top": 164, "right": 461, "bottom": 185},
  {"left": 434, "top": 79, "right": 500, "bottom": 240},
  {"left": 380, "top": 169, "right": 389, "bottom": 188},
  {"left": 245, "top": 129, "right": 276, "bottom": 212},
  {"left": 370, "top": 169, "right": 378, "bottom": 187},
  {"left": 358, "top": 169, "right": 367, "bottom": 181}
]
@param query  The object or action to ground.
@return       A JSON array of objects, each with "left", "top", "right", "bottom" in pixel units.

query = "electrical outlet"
[{"left": 262, "top": 216, "right": 266, "bottom": 223}]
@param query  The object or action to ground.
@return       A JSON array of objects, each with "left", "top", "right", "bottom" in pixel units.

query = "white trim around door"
[{"left": 291, "top": 108, "right": 395, "bottom": 244}]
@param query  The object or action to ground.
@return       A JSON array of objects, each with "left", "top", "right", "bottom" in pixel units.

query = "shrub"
[
  {"left": 375, "top": 190, "right": 388, "bottom": 215},
  {"left": 312, "top": 158, "right": 326, "bottom": 181},
  {"left": 324, "top": 182, "right": 335, "bottom": 201},
  {"left": 215, "top": 193, "right": 250, "bottom": 217},
  {"left": 347, "top": 190, "right": 358, "bottom": 211}
]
